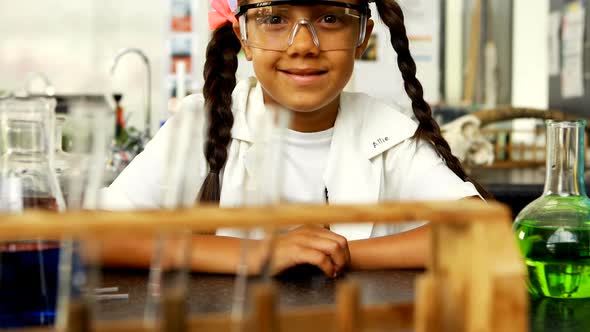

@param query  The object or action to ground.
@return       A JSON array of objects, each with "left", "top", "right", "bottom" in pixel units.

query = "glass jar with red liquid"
[{"left": 0, "top": 96, "right": 65, "bottom": 327}]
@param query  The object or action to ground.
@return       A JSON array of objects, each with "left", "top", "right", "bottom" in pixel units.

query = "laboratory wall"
[{"left": 0, "top": 0, "right": 551, "bottom": 129}]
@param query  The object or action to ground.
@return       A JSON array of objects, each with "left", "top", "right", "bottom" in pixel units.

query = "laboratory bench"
[{"left": 94, "top": 268, "right": 590, "bottom": 332}]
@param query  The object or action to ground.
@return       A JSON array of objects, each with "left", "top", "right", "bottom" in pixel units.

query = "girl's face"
[{"left": 234, "top": 0, "right": 373, "bottom": 114}]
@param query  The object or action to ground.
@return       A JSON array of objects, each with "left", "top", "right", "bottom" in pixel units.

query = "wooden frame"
[
  {"left": 467, "top": 107, "right": 590, "bottom": 170},
  {"left": 0, "top": 200, "right": 527, "bottom": 332},
  {"left": 479, "top": 125, "right": 589, "bottom": 169}
]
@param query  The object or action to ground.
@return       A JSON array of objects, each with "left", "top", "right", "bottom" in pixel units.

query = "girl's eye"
[
  {"left": 259, "top": 15, "right": 286, "bottom": 25},
  {"left": 321, "top": 15, "right": 339, "bottom": 24}
]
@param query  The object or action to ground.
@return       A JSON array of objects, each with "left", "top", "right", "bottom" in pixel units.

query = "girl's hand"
[{"left": 260, "top": 226, "right": 350, "bottom": 278}]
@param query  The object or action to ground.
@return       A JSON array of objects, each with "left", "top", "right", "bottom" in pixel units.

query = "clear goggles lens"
[{"left": 238, "top": 3, "right": 368, "bottom": 51}]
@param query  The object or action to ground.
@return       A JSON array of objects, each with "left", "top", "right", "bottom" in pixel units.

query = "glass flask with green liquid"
[{"left": 514, "top": 120, "right": 590, "bottom": 299}]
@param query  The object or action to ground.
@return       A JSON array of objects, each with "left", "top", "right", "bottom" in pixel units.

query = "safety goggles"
[{"left": 236, "top": 0, "right": 371, "bottom": 51}]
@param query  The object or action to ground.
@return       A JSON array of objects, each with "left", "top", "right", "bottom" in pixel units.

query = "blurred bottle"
[
  {"left": 113, "top": 93, "right": 128, "bottom": 147},
  {"left": 104, "top": 94, "right": 132, "bottom": 185},
  {"left": 54, "top": 114, "right": 78, "bottom": 202},
  {"left": 0, "top": 96, "right": 65, "bottom": 327}
]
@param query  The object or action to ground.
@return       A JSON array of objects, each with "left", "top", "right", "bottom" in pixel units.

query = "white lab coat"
[{"left": 101, "top": 77, "right": 479, "bottom": 240}]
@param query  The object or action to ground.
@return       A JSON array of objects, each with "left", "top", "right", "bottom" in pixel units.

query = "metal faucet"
[
  {"left": 110, "top": 48, "right": 152, "bottom": 139},
  {"left": 24, "top": 71, "right": 55, "bottom": 96}
]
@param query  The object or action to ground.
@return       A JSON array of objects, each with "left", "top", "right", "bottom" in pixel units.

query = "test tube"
[
  {"left": 144, "top": 99, "right": 205, "bottom": 329},
  {"left": 231, "top": 105, "right": 291, "bottom": 332},
  {"left": 55, "top": 97, "right": 109, "bottom": 331}
]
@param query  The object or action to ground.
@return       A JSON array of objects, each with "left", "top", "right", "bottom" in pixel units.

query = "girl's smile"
[{"left": 277, "top": 66, "right": 329, "bottom": 86}]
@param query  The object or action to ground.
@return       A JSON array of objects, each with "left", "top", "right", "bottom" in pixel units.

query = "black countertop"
[
  {"left": 469, "top": 167, "right": 590, "bottom": 217},
  {"left": 97, "top": 269, "right": 416, "bottom": 320},
  {"left": 96, "top": 269, "right": 590, "bottom": 331}
]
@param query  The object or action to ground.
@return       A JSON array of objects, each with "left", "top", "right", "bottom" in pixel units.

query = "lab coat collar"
[
  {"left": 339, "top": 92, "right": 417, "bottom": 159},
  {"left": 230, "top": 77, "right": 259, "bottom": 143},
  {"left": 231, "top": 78, "right": 417, "bottom": 157}
]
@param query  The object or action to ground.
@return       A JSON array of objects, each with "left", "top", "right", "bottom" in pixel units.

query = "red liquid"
[
  {"left": 22, "top": 196, "right": 59, "bottom": 211},
  {"left": 0, "top": 197, "right": 60, "bottom": 327}
]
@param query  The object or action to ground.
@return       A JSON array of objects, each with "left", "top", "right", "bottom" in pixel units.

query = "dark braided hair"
[
  {"left": 199, "top": 23, "right": 242, "bottom": 202},
  {"left": 373, "top": 0, "right": 492, "bottom": 199}
]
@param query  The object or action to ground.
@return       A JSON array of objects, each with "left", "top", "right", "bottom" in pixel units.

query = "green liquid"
[{"left": 515, "top": 222, "right": 590, "bottom": 298}]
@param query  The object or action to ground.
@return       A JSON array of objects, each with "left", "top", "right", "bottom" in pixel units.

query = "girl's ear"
[
  {"left": 355, "top": 19, "right": 375, "bottom": 59},
  {"left": 233, "top": 22, "right": 252, "bottom": 60}
]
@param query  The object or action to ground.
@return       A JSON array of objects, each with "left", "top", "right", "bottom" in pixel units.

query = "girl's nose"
[{"left": 286, "top": 21, "right": 320, "bottom": 56}]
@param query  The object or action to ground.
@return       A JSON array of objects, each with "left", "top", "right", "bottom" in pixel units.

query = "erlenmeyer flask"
[{"left": 0, "top": 96, "right": 65, "bottom": 327}]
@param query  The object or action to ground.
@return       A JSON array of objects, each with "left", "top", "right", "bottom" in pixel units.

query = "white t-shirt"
[{"left": 281, "top": 128, "right": 333, "bottom": 204}]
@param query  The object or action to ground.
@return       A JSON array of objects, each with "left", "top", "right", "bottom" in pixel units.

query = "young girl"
[{"left": 100, "top": 0, "right": 488, "bottom": 278}]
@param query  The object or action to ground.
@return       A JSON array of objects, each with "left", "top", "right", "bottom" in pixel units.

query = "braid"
[
  {"left": 374, "top": 0, "right": 492, "bottom": 199},
  {"left": 200, "top": 23, "right": 242, "bottom": 203}
]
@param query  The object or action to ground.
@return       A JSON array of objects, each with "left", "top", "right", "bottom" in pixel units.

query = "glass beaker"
[
  {"left": 0, "top": 97, "right": 65, "bottom": 211},
  {"left": 0, "top": 96, "right": 65, "bottom": 327},
  {"left": 513, "top": 120, "right": 590, "bottom": 299}
]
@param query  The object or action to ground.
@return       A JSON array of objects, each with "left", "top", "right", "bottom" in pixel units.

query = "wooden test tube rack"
[{"left": 0, "top": 200, "right": 527, "bottom": 332}]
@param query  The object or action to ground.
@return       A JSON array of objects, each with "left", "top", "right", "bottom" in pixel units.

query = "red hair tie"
[{"left": 208, "top": 0, "right": 238, "bottom": 30}]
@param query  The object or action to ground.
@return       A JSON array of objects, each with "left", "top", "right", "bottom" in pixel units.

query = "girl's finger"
[
  {"left": 302, "top": 226, "right": 348, "bottom": 252},
  {"left": 295, "top": 234, "right": 348, "bottom": 271},
  {"left": 291, "top": 245, "right": 335, "bottom": 278},
  {"left": 299, "top": 227, "right": 351, "bottom": 267}
]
